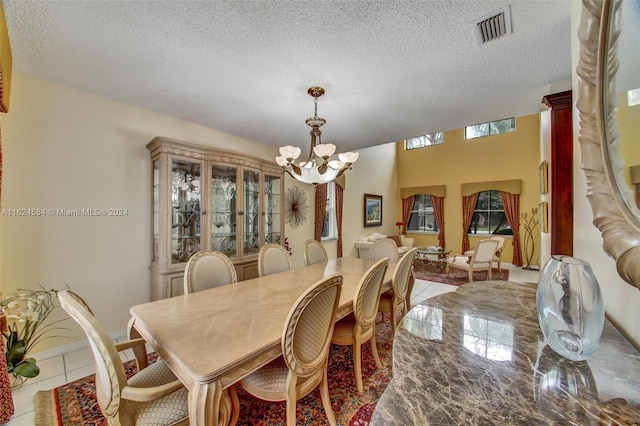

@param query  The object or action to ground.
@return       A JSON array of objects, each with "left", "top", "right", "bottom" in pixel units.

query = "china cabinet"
[{"left": 147, "top": 137, "right": 284, "bottom": 300}]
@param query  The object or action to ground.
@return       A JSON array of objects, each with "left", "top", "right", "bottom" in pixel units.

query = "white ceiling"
[{"left": 4, "top": 0, "right": 573, "bottom": 153}]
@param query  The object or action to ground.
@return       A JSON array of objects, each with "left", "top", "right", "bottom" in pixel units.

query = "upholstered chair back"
[
  {"left": 303, "top": 239, "right": 328, "bottom": 266},
  {"left": 183, "top": 250, "right": 237, "bottom": 294},
  {"left": 354, "top": 258, "right": 389, "bottom": 331},
  {"left": 282, "top": 275, "right": 342, "bottom": 377},
  {"left": 258, "top": 243, "right": 293, "bottom": 277}
]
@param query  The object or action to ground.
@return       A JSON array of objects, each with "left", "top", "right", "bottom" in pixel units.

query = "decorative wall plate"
[{"left": 284, "top": 186, "right": 309, "bottom": 228}]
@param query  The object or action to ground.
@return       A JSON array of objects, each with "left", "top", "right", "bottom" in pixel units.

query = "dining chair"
[
  {"left": 258, "top": 243, "right": 293, "bottom": 277},
  {"left": 58, "top": 290, "right": 189, "bottom": 426},
  {"left": 378, "top": 248, "right": 417, "bottom": 334},
  {"left": 230, "top": 275, "right": 343, "bottom": 426},
  {"left": 404, "top": 270, "right": 416, "bottom": 312},
  {"left": 303, "top": 239, "right": 328, "bottom": 266},
  {"left": 331, "top": 258, "right": 389, "bottom": 393},
  {"left": 183, "top": 250, "right": 237, "bottom": 294},
  {"left": 368, "top": 237, "right": 398, "bottom": 264},
  {"left": 64, "top": 289, "right": 150, "bottom": 371},
  {"left": 448, "top": 238, "right": 499, "bottom": 282}
]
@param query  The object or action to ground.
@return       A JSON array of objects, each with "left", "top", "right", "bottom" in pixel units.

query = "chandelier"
[{"left": 276, "top": 86, "right": 358, "bottom": 185}]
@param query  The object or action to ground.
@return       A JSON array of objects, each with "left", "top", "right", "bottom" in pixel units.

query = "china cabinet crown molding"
[{"left": 147, "top": 137, "right": 282, "bottom": 174}]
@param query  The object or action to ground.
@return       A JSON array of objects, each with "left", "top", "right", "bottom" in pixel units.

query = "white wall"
[
  {"left": 0, "top": 73, "right": 278, "bottom": 348},
  {"left": 0, "top": 73, "right": 399, "bottom": 352},
  {"left": 539, "top": 109, "right": 551, "bottom": 267},
  {"left": 570, "top": 1, "right": 639, "bottom": 349},
  {"left": 341, "top": 143, "right": 398, "bottom": 258}
]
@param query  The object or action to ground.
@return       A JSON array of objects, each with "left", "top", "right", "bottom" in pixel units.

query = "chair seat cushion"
[
  {"left": 240, "top": 357, "right": 320, "bottom": 402},
  {"left": 127, "top": 357, "right": 178, "bottom": 388},
  {"left": 448, "top": 257, "right": 491, "bottom": 268},
  {"left": 241, "top": 357, "right": 289, "bottom": 396},
  {"left": 125, "top": 359, "right": 189, "bottom": 425}
]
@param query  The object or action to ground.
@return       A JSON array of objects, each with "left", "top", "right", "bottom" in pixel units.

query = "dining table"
[{"left": 129, "top": 257, "right": 394, "bottom": 426}]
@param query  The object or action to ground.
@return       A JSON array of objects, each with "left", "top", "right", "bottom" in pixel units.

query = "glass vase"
[{"left": 536, "top": 255, "right": 604, "bottom": 361}]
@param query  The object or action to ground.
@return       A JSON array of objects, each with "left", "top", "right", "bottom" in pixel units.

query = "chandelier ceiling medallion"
[{"left": 276, "top": 86, "right": 359, "bottom": 185}]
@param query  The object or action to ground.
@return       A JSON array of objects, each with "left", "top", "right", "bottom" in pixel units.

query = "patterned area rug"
[
  {"left": 413, "top": 261, "right": 509, "bottom": 286},
  {"left": 35, "top": 316, "right": 394, "bottom": 425}
]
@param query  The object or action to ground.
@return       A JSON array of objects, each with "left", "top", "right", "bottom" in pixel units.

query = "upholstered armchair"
[
  {"left": 463, "top": 235, "right": 506, "bottom": 271},
  {"left": 448, "top": 239, "right": 499, "bottom": 282}
]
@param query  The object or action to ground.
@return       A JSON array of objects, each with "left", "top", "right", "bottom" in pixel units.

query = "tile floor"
[{"left": 5, "top": 263, "right": 539, "bottom": 425}]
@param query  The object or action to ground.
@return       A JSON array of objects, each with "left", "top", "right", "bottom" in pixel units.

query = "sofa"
[{"left": 354, "top": 232, "right": 415, "bottom": 259}]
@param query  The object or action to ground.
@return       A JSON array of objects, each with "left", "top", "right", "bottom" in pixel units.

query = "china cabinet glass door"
[
  {"left": 171, "top": 158, "right": 202, "bottom": 264},
  {"left": 153, "top": 160, "right": 161, "bottom": 262},
  {"left": 210, "top": 164, "right": 238, "bottom": 259},
  {"left": 243, "top": 169, "right": 260, "bottom": 256},
  {"left": 264, "top": 174, "right": 282, "bottom": 244}
]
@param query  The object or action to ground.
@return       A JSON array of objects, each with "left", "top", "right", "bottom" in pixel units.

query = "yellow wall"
[
  {"left": 396, "top": 114, "right": 541, "bottom": 266},
  {"left": 617, "top": 93, "right": 640, "bottom": 188}
]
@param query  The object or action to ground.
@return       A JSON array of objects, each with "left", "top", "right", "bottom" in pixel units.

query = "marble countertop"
[{"left": 371, "top": 280, "right": 640, "bottom": 425}]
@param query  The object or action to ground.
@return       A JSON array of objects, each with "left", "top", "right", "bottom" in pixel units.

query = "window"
[
  {"left": 321, "top": 182, "right": 337, "bottom": 240},
  {"left": 405, "top": 132, "right": 444, "bottom": 150},
  {"left": 465, "top": 117, "right": 515, "bottom": 140},
  {"left": 406, "top": 194, "right": 438, "bottom": 232},
  {"left": 468, "top": 190, "right": 512, "bottom": 235}
]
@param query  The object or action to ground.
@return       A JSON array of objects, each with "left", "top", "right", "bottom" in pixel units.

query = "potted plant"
[{"left": 1, "top": 288, "right": 66, "bottom": 387}]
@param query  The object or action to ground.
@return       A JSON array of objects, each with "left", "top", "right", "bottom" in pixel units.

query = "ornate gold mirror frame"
[{"left": 577, "top": 0, "right": 640, "bottom": 289}]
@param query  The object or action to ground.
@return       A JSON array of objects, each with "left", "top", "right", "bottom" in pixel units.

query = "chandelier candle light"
[{"left": 276, "top": 87, "right": 359, "bottom": 185}]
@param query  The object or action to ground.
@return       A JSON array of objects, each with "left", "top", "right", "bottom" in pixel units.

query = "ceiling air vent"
[{"left": 472, "top": 6, "right": 512, "bottom": 45}]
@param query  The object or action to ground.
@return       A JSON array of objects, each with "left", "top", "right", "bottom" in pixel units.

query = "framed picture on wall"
[
  {"left": 364, "top": 194, "right": 383, "bottom": 227},
  {"left": 539, "top": 160, "right": 549, "bottom": 195},
  {"left": 539, "top": 201, "right": 549, "bottom": 233}
]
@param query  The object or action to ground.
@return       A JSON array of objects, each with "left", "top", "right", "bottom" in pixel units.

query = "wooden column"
[{"left": 542, "top": 90, "right": 573, "bottom": 256}]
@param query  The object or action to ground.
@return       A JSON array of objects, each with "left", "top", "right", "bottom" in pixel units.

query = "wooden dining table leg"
[{"left": 189, "top": 380, "right": 232, "bottom": 426}]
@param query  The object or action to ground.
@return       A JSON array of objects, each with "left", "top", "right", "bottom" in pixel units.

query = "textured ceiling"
[{"left": 4, "top": 0, "right": 573, "bottom": 152}]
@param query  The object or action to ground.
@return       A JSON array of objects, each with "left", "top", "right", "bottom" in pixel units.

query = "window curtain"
[
  {"left": 0, "top": 8, "right": 15, "bottom": 419},
  {"left": 314, "top": 184, "right": 328, "bottom": 242},
  {"left": 335, "top": 183, "right": 344, "bottom": 257},
  {"left": 401, "top": 196, "right": 414, "bottom": 236},
  {"left": 430, "top": 195, "right": 446, "bottom": 248},
  {"left": 0, "top": 102, "right": 14, "bottom": 425},
  {"left": 461, "top": 193, "right": 479, "bottom": 253},
  {"left": 499, "top": 191, "right": 523, "bottom": 266}
]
